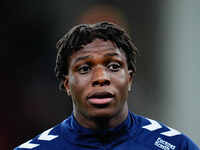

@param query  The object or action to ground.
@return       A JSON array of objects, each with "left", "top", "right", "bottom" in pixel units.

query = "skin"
[{"left": 64, "top": 39, "right": 133, "bottom": 129}]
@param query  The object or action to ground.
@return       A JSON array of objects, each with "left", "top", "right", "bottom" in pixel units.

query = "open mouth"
[{"left": 87, "top": 92, "right": 114, "bottom": 106}]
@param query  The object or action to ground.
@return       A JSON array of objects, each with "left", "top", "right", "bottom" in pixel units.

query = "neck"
[{"left": 74, "top": 105, "right": 129, "bottom": 130}]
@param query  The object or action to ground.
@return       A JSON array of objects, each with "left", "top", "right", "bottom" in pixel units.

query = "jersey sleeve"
[
  {"left": 181, "top": 135, "right": 200, "bottom": 150},
  {"left": 13, "top": 127, "right": 59, "bottom": 150},
  {"left": 135, "top": 114, "right": 200, "bottom": 150}
]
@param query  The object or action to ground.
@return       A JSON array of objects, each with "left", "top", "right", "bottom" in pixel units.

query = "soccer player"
[{"left": 14, "top": 22, "right": 199, "bottom": 150}]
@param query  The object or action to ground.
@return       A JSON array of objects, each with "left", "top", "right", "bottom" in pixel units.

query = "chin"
[{"left": 87, "top": 108, "right": 118, "bottom": 119}]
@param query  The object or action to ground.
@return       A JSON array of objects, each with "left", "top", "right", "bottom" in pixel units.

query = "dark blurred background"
[{"left": 2, "top": 0, "right": 200, "bottom": 149}]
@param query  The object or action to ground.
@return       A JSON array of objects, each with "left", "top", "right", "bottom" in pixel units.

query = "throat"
[
  {"left": 74, "top": 107, "right": 128, "bottom": 130},
  {"left": 92, "top": 117, "right": 114, "bottom": 130}
]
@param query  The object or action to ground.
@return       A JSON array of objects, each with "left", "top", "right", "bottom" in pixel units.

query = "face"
[{"left": 64, "top": 39, "right": 133, "bottom": 121}]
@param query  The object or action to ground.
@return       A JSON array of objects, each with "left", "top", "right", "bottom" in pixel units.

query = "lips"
[{"left": 87, "top": 91, "right": 114, "bottom": 105}]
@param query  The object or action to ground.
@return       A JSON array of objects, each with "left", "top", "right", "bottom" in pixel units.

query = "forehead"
[
  {"left": 81, "top": 39, "right": 117, "bottom": 52},
  {"left": 69, "top": 39, "right": 126, "bottom": 62}
]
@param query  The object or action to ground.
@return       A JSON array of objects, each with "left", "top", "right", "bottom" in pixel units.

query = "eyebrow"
[
  {"left": 104, "top": 52, "right": 120, "bottom": 57},
  {"left": 73, "top": 52, "right": 121, "bottom": 64},
  {"left": 73, "top": 55, "right": 92, "bottom": 64}
]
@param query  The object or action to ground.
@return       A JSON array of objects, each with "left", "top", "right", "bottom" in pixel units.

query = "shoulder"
[
  {"left": 131, "top": 113, "right": 199, "bottom": 150},
  {"left": 14, "top": 117, "right": 73, "bottom": 150},
  {"left": 14, "top": 126, "right": 60, "bottom": 150}
]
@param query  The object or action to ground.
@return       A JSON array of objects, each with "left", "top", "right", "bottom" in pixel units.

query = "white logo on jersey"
[
  {"left": 142, "top": 118, "right": 162, "bottom": 131},
  {"left": 18, "top": 128, "right": 58, "bottom": 149},
  {"left": 154, "top": 137, "right": 176, "bottom": 150},
  {"left": 161, "top": 127, "right": 181, "bottom": 137},
  {"left": 143, "top": 118, "right": 181, "bottom": 137},
  {"left": 18, "top": 140, "right": 39, "bottom": 149},
  {"left": 38, "top": 128, "right": 58, "bottom": 141}
]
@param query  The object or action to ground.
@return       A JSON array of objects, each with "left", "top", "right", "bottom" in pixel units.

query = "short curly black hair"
[{"left": 55, "top": 22, "right": 138, "bottom": 91}]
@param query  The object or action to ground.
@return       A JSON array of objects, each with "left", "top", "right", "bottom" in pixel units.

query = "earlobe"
[
  {"left": 128, "top": 70, "right": 134, "bottom": 92},
  {"left": 128, "top": 70, "right": 134, "bottom": 81},
  {"left": 64, "top": 76, "right": 71, "bottom": 96}
]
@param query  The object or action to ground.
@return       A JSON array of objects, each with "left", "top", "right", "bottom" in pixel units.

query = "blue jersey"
[{"left": 14, "top": 112, "right": 199, "bottom": 150}]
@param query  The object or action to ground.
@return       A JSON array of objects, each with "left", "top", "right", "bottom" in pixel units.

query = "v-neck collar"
[{"left": 61, "top": 112, "right": 137, "bottom": 148}]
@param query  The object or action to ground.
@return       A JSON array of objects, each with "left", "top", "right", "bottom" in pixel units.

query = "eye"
[
  {"left": 78, "top": 64, "right": 91, "bottom": 74},
  {"left": 107, "top": 62, "right": 121, "bottom": 72}
]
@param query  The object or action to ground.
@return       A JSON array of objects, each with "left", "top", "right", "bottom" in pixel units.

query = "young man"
[{"left": 15, "top": 22, "right": 199, "bottom": 150}]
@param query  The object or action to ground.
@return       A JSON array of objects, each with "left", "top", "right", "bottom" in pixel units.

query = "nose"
[{"left": 92, "top": 66, "right": 111, "bottom": 87}]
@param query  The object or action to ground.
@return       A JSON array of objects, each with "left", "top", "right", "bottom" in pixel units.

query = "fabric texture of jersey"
[{"left": 14, "top": 112, "right": 200, "bottom": 150}]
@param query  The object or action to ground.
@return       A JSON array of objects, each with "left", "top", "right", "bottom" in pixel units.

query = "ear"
[
  {"left": 128, "top": 70, "right": 134, "bottom": 92},
  {"left": 63, "top": 76, "right": 71, "bottom": 96}
]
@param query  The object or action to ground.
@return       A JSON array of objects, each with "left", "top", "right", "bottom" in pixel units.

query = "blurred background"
[{"left": 2, "top": 0, "right": 200, "bottom": 149}]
